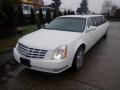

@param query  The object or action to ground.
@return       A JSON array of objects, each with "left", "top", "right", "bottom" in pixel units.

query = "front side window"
[
  {"left": 87, "top": 18, "right": 94, "bottom": 28},
  {"left": 45, "top": 17, "right": 86, "bottom": 32}
]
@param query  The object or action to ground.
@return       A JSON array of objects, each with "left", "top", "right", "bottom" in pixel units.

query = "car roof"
[{"left": 60, "top": 15, "right": 103, "bottom": 18}]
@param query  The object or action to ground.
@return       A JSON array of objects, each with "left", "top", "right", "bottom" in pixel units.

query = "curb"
[{"left": 0, "top": 48, "right": 13, "bottom": 54}]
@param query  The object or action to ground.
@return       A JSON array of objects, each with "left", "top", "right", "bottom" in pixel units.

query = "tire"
[
  {"left": 72, "top": 48, "right": 85, "bottom": 71},
  {"left": 103, "top": 29, "right": 108, "bottom": 39}
]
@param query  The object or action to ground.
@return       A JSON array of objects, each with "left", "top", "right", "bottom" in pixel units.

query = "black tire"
[
  {"left": 103, "top": 30, "right": 108, "bottom": 39},
  {"left": 72, "top": 48, "right": 85, "bottom": 71}
]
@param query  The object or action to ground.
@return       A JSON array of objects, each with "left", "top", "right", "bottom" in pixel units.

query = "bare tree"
[
  {"left": 102, "top": 0, "right": 118, "bottom": 16},
  {"left": 111, "top": 5, "right": 118, "bottom": 16}
]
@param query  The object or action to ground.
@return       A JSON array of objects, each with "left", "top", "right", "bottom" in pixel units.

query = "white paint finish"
[
  {"left": 19, "top": 29, "right": 81, "bottom": 50},
  {"left": 14, "top": 15, "right": 109, "bottom": 73}
]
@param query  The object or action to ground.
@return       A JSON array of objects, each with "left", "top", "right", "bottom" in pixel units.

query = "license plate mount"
[{"left": 20, "top": 58, "right": 31, "bottom": 67}]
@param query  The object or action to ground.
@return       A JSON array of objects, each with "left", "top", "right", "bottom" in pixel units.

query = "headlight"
[{"left": 53, "top": 45, "right": 67, "bottom": 60}]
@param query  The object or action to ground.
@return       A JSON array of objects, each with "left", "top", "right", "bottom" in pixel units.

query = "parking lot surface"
[{"left": 0, "top": 22, "right": 120, "bottom": 90}]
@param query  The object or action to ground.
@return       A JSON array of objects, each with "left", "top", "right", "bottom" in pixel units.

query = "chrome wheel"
[
  {"left": 72, "top": 48, "right": 84, "bottom": 71},
  {"left": 76, "top": 50, "right": 83, "bottom": 69}
]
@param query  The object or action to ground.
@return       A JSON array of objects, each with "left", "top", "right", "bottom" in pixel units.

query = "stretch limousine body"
[{"left": 13, "top": 15, "right": 109, "bottom": 73}]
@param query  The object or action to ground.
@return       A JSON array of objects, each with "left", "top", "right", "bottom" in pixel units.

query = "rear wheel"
[{"left": 72, "top": 48, "right": 85, "bottom": 71}]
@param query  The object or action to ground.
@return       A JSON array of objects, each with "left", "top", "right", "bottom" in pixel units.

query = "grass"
[
  {"left": 22, "top": 25, "right": 37, "bottom": 35},
  {"left": 0, "top": 25, "right": 37, "bottom": 51}
]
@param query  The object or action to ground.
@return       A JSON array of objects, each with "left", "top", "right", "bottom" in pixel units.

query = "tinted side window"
[
  {"left": 93, "top": 17, "right": 103, "bottom": 26},
  {"left": 87, "top": 18, "right": 94, "bottom": 28},
  {"left": 102, "top": 16, "right": 107, "bottom": 23},
  {"left": 100, "top": 17, "right": 104, "bottom": 24}
]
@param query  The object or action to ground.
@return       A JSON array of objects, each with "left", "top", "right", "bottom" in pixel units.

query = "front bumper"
[{"left": 13, "top": 48, "right": 69, "bottom": 73}]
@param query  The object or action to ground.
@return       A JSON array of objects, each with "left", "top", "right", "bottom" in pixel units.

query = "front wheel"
[{"left": 72, "top": 48, "right": 85, "bottom": 71}]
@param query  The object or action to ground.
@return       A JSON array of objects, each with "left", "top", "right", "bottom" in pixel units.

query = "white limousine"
[{"left": 13, "top": 15, "right": 109, "bottom": 73}]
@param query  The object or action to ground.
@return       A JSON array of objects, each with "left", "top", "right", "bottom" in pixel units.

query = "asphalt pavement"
[{"left": 0, "top": 22, "right": 120, "bottom": 90}]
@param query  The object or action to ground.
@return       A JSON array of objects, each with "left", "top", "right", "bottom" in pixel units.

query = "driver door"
[{"left": 83, "top": 18, "right": 97, "bottom": 51}]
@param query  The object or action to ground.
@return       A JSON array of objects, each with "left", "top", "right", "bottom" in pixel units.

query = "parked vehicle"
[{"left": 13, "top": 15, "right": 109, "bottom": 73}]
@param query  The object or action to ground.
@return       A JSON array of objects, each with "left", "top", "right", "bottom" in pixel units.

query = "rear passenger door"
[
  {"left": 92, "top": 17, "right": 104, "bottom": 41},
  {"left": 102, "top": 16, "right": 109, "bottom": 34}
]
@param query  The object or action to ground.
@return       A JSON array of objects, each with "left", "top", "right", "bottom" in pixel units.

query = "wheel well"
[
  {"left": 79, "top": 44, "right": 86, "bottom": 51},
  {"left": 75, "top": 44, "right": 86, "bottom": 55},
  {"left": 72, "top": 43, "right": 86, "bottom": 67},
  {"left": 74, "top": 43, "right": 86, "bottom": 58}
]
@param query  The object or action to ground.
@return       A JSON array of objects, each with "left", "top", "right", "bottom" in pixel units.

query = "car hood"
[{"left": 19, "top": 29, "right": 82, "bottom": 50}]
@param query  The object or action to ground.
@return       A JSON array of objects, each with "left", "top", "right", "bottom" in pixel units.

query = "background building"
[
  {"left": 21, "top": 0, "right": 44, "bottom": 15},
  {"left": 21, "top": 0, "right": 44, "bottom": 8}
]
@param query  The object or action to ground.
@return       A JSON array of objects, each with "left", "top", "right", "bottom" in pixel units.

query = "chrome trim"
[{"left": 17, "top": 43, "right": 48, "bottom": 59}]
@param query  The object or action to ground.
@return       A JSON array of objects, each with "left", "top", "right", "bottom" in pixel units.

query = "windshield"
[{"left": 45, "top": 17, "right": 86, "bottom": 32}]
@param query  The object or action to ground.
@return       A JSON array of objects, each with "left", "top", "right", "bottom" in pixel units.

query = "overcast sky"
[{"left": 43, "top": 0, "right": 120, "bottom": 13}]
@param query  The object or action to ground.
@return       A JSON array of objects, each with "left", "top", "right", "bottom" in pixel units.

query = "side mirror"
[
  {"left": 45, "top": 23, "right": 48, "bottom": 27},
  {"left": 41, "top": 23, "right": 48, "bottom": 29},
  {"left": 86, "top": 26, "right": 96, "bottom": 33}
]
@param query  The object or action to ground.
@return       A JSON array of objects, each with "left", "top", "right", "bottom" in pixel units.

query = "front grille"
[{"left": 17, "top": 43, "right": 48, "bottom": 59}]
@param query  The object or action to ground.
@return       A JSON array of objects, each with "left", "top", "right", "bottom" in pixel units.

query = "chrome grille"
[{"left": 17, "top": 43, "right": 48, "bottom": 59}]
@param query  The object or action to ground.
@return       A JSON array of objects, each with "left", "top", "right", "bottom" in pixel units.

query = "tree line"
[
  {"left": 0, "top": 0, "right": 91, "bottom": 37},
  {"left": 0, "top": 0, "right": 120, "bottom": 37},
  {"left": 0, "top": 0, "right": 75, "bottom": 37},
  {"left": 102, "top": 0, "right": 120, "bottom": 20},
  {"left": 0, "top": 0, "right": 24, "bottom": 37}
]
